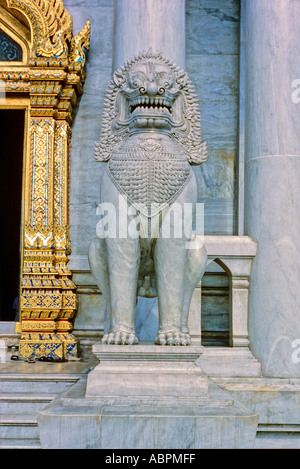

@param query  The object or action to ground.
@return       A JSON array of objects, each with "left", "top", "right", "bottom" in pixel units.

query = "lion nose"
[{"left": 146, "top": 81, "right": 159, "bottom": 96}]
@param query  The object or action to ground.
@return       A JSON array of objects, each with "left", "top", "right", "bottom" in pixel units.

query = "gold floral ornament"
[
  {"left": 6, "top": 0, "right": 90, "bottom": 66},
  {"left": 69, "top": 19, "right": 91, "bottom": 71}
]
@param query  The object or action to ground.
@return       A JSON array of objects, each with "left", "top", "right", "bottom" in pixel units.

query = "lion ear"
[
  {"left": 113, "top": 70, "right": 125, "bottom": 87},
  {"left": 176, "top": 71, "right": 187, "bottom": 88}
]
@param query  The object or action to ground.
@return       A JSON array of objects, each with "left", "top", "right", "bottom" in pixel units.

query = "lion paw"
[
  {"left": 155, "top": 330, "right": 191, "bottom": 346},
  {"left": 102, "top": 329, "right": 139, "bottom": 345}
]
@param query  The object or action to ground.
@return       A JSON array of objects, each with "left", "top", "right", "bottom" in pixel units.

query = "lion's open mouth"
[{"left": 129, "top": 96, "right": 172, "bottom": 114}]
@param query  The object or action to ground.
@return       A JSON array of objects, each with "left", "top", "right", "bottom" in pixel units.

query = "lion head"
[{"left": 95, "top": 49, "right": 207, "bottom": 165}]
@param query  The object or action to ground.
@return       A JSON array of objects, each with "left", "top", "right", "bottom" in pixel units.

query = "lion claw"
[
  {"left": 155, "top": 330, "right": 191, "bottom": 346},
  {"left": 102, "top": 329, "right": 139, "bottom": 345}
]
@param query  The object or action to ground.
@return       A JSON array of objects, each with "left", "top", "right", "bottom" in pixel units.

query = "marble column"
[
  {"left": 112, "top": 0, "right": 186, "bottom": 71},
  {"left": 243, "top": 0, "right": 300, "bottom": 377}
]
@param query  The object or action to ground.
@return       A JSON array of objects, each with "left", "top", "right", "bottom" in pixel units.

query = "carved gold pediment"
[{"left": 0, "top": 0, "right": 90, "bottom": 69}]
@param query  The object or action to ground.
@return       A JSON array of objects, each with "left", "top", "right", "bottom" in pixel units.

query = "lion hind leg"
[
  {"left": 89, "top": 236, "right": 111, "bottom": 312},
  {"left": 181, "top": 236, "right": 208, "bottom": 337}
]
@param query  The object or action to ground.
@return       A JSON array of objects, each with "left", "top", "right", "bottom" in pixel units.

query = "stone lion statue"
[{"left": 89, "top": 49, "right": 207, "bottom": 345}]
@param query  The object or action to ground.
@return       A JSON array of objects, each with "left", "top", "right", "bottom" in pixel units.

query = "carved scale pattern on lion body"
[{"left": 107, "top": 134, "right": 191, "bottom": 219}]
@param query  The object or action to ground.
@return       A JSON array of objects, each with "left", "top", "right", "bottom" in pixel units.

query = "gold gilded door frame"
[{"left": 0, "top": 0, "right": 90, "bottom": 360}]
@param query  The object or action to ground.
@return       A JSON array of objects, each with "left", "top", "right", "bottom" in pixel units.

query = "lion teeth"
[{"left": 129, "top": 95, "right": 172, "bottom": 114}]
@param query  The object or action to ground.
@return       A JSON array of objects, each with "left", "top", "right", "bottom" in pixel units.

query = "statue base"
[
  {"left": 86, "top": 344, "right": 209, "bottom": 400},
  {"left": 37, "top": 343, "right": 259, "bottom": 448}
]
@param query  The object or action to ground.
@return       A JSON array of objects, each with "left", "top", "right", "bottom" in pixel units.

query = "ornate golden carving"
[
  {"left": 69, "top": 19, "right": 90, "bottom": 72},
  {"left": 0, "top": 0, "right": 90, "bottom": 359},
  {"left": 6, "top": 0, "right": 72, "bottom": 59}
]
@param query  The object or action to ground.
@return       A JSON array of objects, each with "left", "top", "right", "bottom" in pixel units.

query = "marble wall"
[
  {"left": 65, "top": 0, "right": 240, "bottom": 339},
  {"left": 186, "top": 0, "right": 240, "bottom": 235},
  {"left": 67, "top": 0, "right": 241, "bottom": 269},
  {"left": 65, "top": 0, "right": 115, "bottom": 336},
  {"left": 66, "top": 0, "right": 114, "bottom": 270}
]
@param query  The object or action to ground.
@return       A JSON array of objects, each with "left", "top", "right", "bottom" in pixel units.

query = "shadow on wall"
[{"left": 201, "top": 260, "right": 230, "bottom": 346}]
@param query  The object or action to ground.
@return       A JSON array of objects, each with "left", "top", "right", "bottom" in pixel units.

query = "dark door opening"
[{"left": 0, "top": 109, "right": 24, "bottom": 321}]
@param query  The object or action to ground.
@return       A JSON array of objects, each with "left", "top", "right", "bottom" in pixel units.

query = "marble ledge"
[
  {"left": 204, "top": 235, "right": 257, "bottom": 258},
  {"left": 91, "top": 343, "right": 204, "bottom": 362},
  {"left": 68, "top": 236, "right": 257, "bottom": 273}
]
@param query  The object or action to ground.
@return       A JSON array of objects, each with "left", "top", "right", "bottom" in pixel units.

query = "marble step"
[
  {"left": 0, "top": 438, "right": 41, "bottom": 449},
  {"left": 197, "top": 347, "right": 262, "bottom": 377},
  {"left": 0, "top": 373, "right": 80, "bottom": 394},
  {"left": 0, "top": 414, "right": 39, "bottom": 439},
  {"left": 0, "top": 366, "right": 90, "bottom": 449},
  {"left": 255, "top": 425, "right": 300, "bottom": 449},
  {"left": 0, "top": 393, "right": 56, "bottom": 413}
]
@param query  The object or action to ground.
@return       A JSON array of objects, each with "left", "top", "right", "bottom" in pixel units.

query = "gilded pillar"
[
  {"left": 53, "top": 119, "right": 77, "bottom": 356},
  {"left": 20, "top": 108, "right": 63, "bottom": 358},
  {"left": 15, "top": 3, "right": 90, "bottom": 359}
]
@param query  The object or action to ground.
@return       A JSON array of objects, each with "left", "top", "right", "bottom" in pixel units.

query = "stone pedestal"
[
  {"left": 86, "top": 344, "right": 208, "bottom": 401},
  {"left": 37, "top": 344, "right": 259, "bottom": 449}
]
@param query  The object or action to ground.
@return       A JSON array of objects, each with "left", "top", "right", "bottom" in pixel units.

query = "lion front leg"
[
  {"left": 89, "top": 233, "right": 140, "bottom": 344},
  {"left": 154, "top": 237, "right": 190, "bottom": 345},
  {"left": 101, "top": 236, "right": 140, "bottom": 345}
]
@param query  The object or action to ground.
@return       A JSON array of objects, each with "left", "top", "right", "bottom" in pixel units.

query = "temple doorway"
[{"left": 0, "top": 109, "right": 24, "bottom": 321}]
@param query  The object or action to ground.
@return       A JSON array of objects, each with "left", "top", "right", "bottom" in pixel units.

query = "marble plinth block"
[
  {"left": 86, "top": 344, "right": 208, "bottom": 401},
  {"left": 37, "top": 344, "right": 259, "bottom": 449}
]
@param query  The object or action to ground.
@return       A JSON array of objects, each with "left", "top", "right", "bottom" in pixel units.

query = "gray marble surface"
[
  {"left": 186, "top": 0, "right": 240, "bottom": 234},
  {"left": 67, "top": 0, "right": 114, "bottom": 260},
  {"left": 244, "top": 0, "right": 300, "bottom": 377},
  {"left": 37, "top": 363, "right": 259, "bottom": 448},
  {"left": 67, "top": 0, "right": 241, "bottom": 272},
  {"left": 113, "top": 0, "right": 186, "bottom": 70},
  {"left": 67, "top": 0, "right": 242, "bottom": 349}
]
